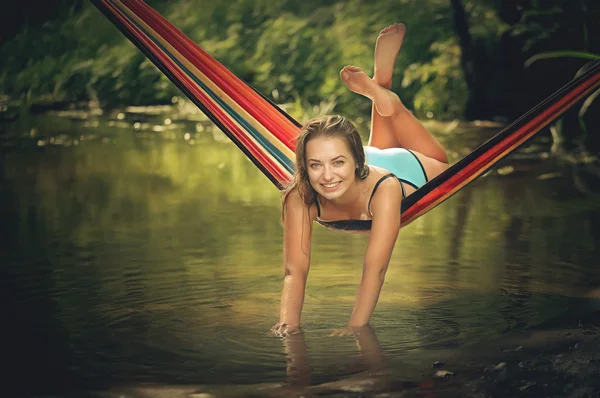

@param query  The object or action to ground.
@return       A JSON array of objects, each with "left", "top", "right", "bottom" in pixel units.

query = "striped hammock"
[{"left": 93, "top": 0, "right": 600, "bottom": 229}]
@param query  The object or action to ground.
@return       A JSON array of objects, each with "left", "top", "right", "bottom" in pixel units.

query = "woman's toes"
[{"left": 340, "top": 69, "right": 350, "bottom": 81}]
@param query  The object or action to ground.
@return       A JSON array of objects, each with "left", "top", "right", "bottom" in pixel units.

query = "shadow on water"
[{"left": 2, "top": 110, "right": 600, "bottom": 397}]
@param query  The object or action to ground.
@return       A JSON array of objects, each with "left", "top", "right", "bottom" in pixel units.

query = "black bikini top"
[{"left": 315, "top": 174, "right": 406, "bottom": 231}]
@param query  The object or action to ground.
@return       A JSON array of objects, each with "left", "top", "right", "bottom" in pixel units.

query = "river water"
[{"left": 2, "top": 107, "right": 600, "bottom": 397}]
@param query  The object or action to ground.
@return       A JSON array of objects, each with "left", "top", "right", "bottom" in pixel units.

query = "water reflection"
[
  {"left": 277, "top": 325, "right": 386, "bottom": 394},
  {"left": 2, "top": 112, "right": 600, "bottom": 396}
]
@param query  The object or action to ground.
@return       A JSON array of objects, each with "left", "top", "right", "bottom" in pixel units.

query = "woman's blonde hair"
[{"left": 281, "top": 115, "right": 369, "bottom": 220}]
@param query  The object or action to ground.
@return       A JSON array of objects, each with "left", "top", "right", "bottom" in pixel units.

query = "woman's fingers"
[
  {"left": 271, "top": 322, "right": 302, "bottom": 337},
  {"left": 271, "top": 322, "right": 301, "bottom": 337}
]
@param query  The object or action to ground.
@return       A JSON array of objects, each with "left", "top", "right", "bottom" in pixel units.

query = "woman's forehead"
[{"left": 305, "top": 136, "right": 351, "bottom": 157}]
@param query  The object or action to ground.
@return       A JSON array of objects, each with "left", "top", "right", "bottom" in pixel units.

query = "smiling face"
[{"left": 305, "top": 136, "right": 358, "bottom": 201}]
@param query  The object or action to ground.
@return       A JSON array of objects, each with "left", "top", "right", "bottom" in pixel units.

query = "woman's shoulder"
[
  {"left": 283, "top": 187, "right": 305, "bottom": 206},
  {"left": 368, "top": 170, "right": 403, "bottom": 213},
  {"left": 282, "top": 187, "right": 318, "bottom": 221}
]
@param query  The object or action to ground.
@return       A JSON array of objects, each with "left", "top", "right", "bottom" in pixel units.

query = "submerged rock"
[
  {"left": 502, "top": 345, "right": 523, "bottom": 353},
  {"left": 433, "top": 370, "right": 455, "bottom": 379},
  {"left": 492, "top": 362, "right": 506, "bottom": 371},
  {"left": 519, "top": 381, "right": 536, "bottom": 391}
]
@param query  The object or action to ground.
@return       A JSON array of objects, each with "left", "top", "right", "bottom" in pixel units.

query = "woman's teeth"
[{"left": 323, "top": 182, "right": 341, "bottom": 188}]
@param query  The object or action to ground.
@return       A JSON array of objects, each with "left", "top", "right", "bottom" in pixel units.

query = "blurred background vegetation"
[{"left": 1, "top": 0, "right": 599, "bottom": 153}]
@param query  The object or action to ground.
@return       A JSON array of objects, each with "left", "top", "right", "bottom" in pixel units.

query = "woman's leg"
[
  {"left": 340, "top": 65, "right": 448, "bottom": 164},
  {"left": 342, "top": 24, "right": 448, "bottom": 164},
  {"left": 368, "top": 24, "right": 404, "bottom": 149}
]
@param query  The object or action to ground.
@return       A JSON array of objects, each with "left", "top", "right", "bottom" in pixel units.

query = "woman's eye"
[
  {"left": 334, "top": 160, "right": 344, "bottom": 166},
  {"left": 309, "top": 163, "right": 320, "bottom": 169}
]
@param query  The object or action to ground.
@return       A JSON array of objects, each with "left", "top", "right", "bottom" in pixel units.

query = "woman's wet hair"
[{"left": 281, "top": 115, "right": 369, "bottom": 220}]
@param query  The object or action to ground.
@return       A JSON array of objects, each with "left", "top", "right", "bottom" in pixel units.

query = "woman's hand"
[{"left": 271, "top": 322, "right": 302, "bottom": 337}]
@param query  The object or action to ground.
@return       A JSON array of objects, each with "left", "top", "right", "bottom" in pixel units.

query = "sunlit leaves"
[
  {"left": 403, "top": 38, "right": 467, "bottom": 119},
  {"left": 3, "top": 0, "right": 594, "bottom": 124},
  {"left": 1, "top": 0, "right": 467, "bottom": 117}
]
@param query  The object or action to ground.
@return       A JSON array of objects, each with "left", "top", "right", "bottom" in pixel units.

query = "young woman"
[{"left": 272, "top": 24, "right": 449, "bottom": 336}]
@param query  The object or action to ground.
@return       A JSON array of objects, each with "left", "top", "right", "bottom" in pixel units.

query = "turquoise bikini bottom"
[{"left": 363, "top": 146, "right": 428, "bottom": 189}]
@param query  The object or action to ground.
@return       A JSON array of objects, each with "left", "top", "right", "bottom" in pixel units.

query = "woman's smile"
[{"left": 321, "top": 181, "right": 342, "bottom": 191}]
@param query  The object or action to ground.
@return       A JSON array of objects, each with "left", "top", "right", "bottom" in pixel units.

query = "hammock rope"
[{"left": 92, "top": 0, "right": 600, "bottom": 229}]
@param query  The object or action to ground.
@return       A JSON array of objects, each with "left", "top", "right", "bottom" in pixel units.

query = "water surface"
[{"left": 2, "top": 109, "right": 600, "bottom": 396}]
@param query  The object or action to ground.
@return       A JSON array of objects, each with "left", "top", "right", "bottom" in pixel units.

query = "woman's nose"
[{"left": 322, "top": 166, "right": 334, "bottom": 180}]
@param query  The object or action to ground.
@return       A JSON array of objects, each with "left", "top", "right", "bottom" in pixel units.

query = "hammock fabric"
[{"left": 93, "top": 0, "right": 600, "bottom": 229}]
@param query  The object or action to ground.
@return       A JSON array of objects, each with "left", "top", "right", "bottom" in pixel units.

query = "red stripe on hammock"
[
  {"left": 123, "top": 0, "right": 299, "bottom": 151},
  {"left": 401, "top": 69, "right": 600, "bottom": 224},
  {"left": 101, "top": 0, "right": 291, "bottom": 183}
]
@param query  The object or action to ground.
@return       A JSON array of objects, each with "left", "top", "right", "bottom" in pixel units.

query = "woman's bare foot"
[
  {"left": 373, "top": 23, "right": 405, "bottom": 89},
  {"left": 340, "top": 65, "right": 399, "bottom": 117}
]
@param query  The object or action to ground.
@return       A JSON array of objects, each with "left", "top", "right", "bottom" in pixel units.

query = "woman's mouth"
[{"left": 321, "top": 181, "right": 341, "bottom": 191}]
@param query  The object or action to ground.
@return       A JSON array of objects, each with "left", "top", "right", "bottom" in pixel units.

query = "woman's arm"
[
  {"left": 348, "top": 178, "right": 402, "bottom": 327},
  {"left": 277, "top": 189, "right": 316, "bottom": 330}
]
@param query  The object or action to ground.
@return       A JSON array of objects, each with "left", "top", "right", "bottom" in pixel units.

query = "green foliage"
[
  {"left": 526, "top": 51, "right": 600, "bottom": 143},
  {"left": 508, "top": 0, "right": 591, "bottom": 52},
  {"left": 0, "top": 0, "right": 507, "bottom": 119},
  {"left": 402, "top": 38, "right": 467, "bottom": 119},
  {"left": 0, "top": 2, "right": 180, "bottom": 105}
]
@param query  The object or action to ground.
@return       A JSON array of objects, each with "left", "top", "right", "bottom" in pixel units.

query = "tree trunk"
[{"left": 450, "top": 0, "right": 491, "bottom": 120}]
